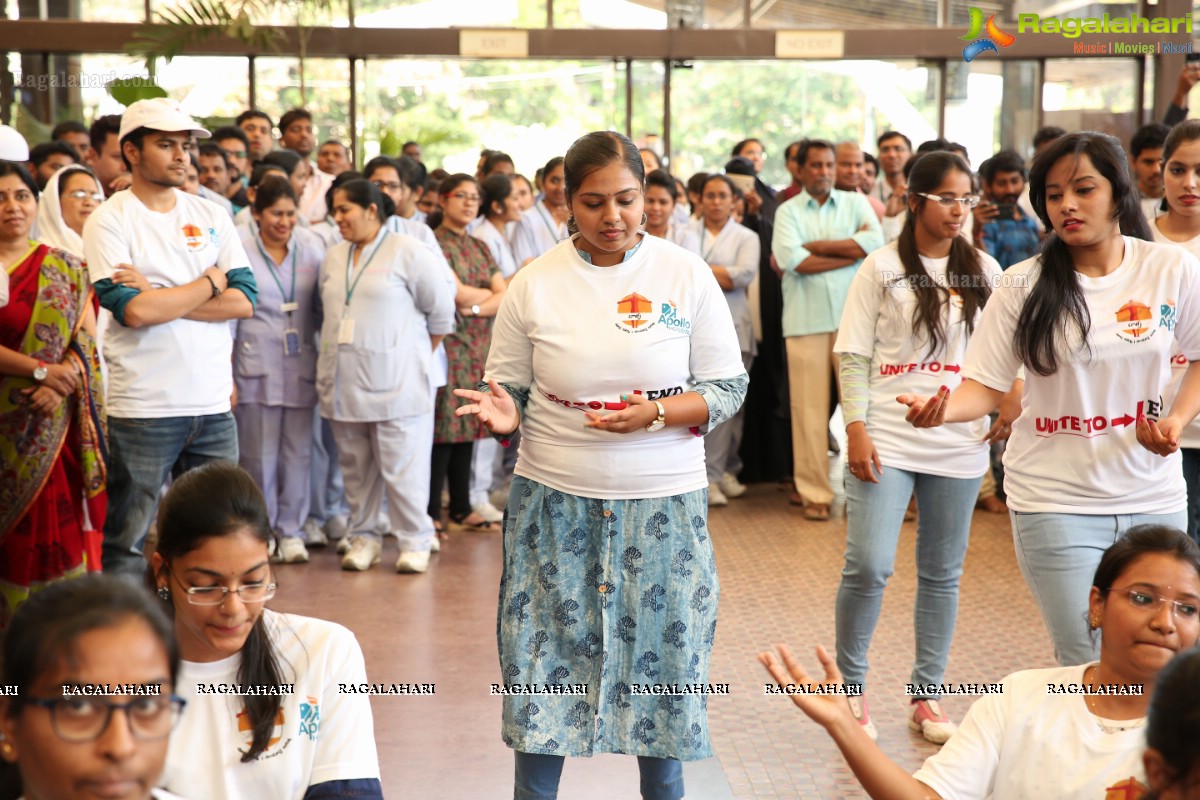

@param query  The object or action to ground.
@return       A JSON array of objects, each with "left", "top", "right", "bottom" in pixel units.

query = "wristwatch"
[
  {"left": 470, "top": 304, "right": 481, "bottom": 316},
  {"left": 204, "top": 274, "right": 222, "bottom": 299},
  {"left": 645, "top": 401, "right": 666, "bottom": 432},
  {"left": 32, "top": 361, "right": 48, "bottom": 382}
]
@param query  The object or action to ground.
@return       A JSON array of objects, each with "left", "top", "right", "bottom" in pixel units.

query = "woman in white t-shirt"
[
  {"left": 834, "top": 151, "right": 1009, "bottom": 744},
  {"left": 683, "top": 173, "right": 760, "bottom": 505},
  {"left": 761, "top": 524, "right": 1200, "bottom": 800},
  {"left": 0, "top": 573, "right": 189, "bottom": 800},
  {"left": 901, "top": 132, "right": 1200, "bottom": 668},
  {"left": 1153, "top": 120, "right": 1200, "bottom": 544},
  {"left": 453, "top": 131, "right": 747, "bottom": 800},
  {"left": 149, "top": 462, "right": 382, "bottom": 800}
]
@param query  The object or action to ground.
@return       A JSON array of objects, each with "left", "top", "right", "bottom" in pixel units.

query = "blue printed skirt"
[{"left": 497, "top": 475, "right": 719, "bottom": 759}]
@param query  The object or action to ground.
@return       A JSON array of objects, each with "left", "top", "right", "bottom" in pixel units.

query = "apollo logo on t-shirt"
[
  {"left": 1103, "top": 776, "right": 1147, "bottom": 799},
  {"left": 1115, "top": 299, "right": 1156, "bottom": 344},
  {"left": 298, "top": 696, "right": 320, "bottom": 741}
]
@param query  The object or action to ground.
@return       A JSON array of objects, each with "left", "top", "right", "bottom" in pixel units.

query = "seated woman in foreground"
[
  {"left": 148, "top": 461, "right": 382, "bottom": 800},
  {"left": 760, "top": 524, "right": 1200, "bottom": 799}
]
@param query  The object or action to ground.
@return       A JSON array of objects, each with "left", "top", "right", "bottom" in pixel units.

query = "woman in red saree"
[{"left": 0, "top": 162, "right": 105, "bottom": 625}]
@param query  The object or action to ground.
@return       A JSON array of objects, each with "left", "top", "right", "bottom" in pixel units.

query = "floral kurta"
[{"left": 433, "top": 226, "right": 499, "bottom": 443}]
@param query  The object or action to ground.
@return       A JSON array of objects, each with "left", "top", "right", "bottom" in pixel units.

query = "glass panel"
[
  {"left": 666, "top": 59, "right": 938, "bottom": 190},
  {"left": 944, "top": 58, "right": 1003, "bottom": 169},
  {"left": 254, "top": 57, "right": 351, "bottom": 145},
  {"left": 749, "top": 0, "right": 936, "bottom": 29},
  {"left": 79, "top": 0, "right": 143, "bottom": 22},
  {"left": 335, "top": 0, "right": 544, "bottom": 28},
  {"left": 1043, "top": 58, "right": 1139, "bottom": 150},
  {"left": 552, "top": 0, "right": 666, "bottom": 29},
  {"left": 359, "top": 57, "right": 624, "bottom": 177}
]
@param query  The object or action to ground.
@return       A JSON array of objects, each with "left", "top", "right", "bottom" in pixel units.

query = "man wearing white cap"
[{"left": 83, "top": 98, "right": 259, "bottom": 578}]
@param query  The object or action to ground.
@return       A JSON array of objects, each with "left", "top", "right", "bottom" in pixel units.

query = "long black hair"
[
  {"left": 0, "top": 574, "right": 178, "bottom": 800},
  {"left": 1018, "top": 132, "right": 1151, "bottom": 375},
  {"left": 480, "top": 173, "right": 513, "bottom": 220},
  {"left": 149, "top": 461, "right": 286, "bottom": 763},
  {"left": 896, "top": 151, "right": 989, "bottom": 358}
]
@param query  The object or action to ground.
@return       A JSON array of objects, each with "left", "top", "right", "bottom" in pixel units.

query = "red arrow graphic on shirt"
[
  {"left": 1111, "top": 414, "right": 1135, "bottom": 428},
  {"left": 942, "top": 364, "right": 961, "bottom": 374}
]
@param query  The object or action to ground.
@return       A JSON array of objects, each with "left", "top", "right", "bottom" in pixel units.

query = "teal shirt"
[{"left": 772, "top": 189, "right": 883, "bottom": 337}]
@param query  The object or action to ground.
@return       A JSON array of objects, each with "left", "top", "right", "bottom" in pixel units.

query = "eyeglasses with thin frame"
[
  {"left": 912, "top": 192, "right": 981, "bottom": 209},
  {"left": 1108, "top": 587, "right": 1200, "bottom": 619},
  {"left": 27, "top": 694, "right": 186, "bottom": 743},
  {"left": 371, "top": 180, "right": 402, "bottom": 191},
  {"left": 221, "top": 149, "right": 247, "bottom": 160},
  {"left": 448, "top": 192, "right": 481, "bottom": 203},
  {"left": 65, "top": 189, "right": 105, "bottom": 202},
  {"left": 168, "top": 567, "right": 276, "bottom": 606}
]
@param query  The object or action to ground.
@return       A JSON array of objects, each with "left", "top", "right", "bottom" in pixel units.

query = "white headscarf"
[{"left": 35, "top": 164, "right": 104, "bottom": 258}]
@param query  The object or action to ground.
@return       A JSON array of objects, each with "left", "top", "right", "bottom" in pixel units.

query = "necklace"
[{"left": 1082, "top": 665, "right": 1145, "bottom": 734}]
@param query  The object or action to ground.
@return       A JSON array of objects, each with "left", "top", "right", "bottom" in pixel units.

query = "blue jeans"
[
  {"left": 513, "top": 752, "right": 683, "bottom": 800},
  {"left": 835, "top": 466, "right": 981, "bottom": 692},
  {"left": 1011, "top": 509, "right": 1186, "bottom": 667},
  {"left": 1182, "top": 448, "right": 1200, "bottom": 544},
  {"left": 103, "top": 413, "right": 239, "bottom": 578}
]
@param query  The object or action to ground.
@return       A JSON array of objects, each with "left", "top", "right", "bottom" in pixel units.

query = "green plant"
[{"left": 126, "top": 0, "right": 336, "bottom": 104}]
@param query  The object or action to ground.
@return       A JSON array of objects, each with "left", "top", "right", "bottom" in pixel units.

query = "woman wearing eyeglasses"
[
  {"left": 832, "top": 151, "right": 1009, "bottom": 743},
  {"left": 0, "top": 573, "right": 187, "bottom": 800},
  {"left": 149, "top": 461, "right": 383, "bottom": 800},
  {"left": 430, "top": 174, "right": 506, "bottom": 538},
  {"left": 761, "top": 524, "right": 1200, "bottom": 799},
  {"left": 902, "top": 133, "right": 1200, "bottom": 669},
  {"left": 0, "top": 162, "right": 105, "bottom": 624},
  {"left": 35, "top": 165, "right": 105, "bottom": 257}
]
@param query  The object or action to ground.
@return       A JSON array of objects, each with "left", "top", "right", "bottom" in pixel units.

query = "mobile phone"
[
  {"left": 1187, "top": 51, "right": 1200, "bottom": 64},
  {"left": 993, "top": 203, "right": 1016, "bottom": 218}
]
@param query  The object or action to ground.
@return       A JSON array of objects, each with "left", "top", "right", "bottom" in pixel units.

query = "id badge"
[
  {"left": 337, "top": 317, "right": 356, "bottom": 345},
  {"left": 281, "top": 301, "right": 299, "bottom": 314},
  {"left": 284, "top": 328, "right": 301, "bottom": 357}
]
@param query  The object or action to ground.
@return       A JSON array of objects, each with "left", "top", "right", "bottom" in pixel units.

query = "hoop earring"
[
  {"left": 567, "top": 216, "right": 578, "bottom": 235},
  {"left": 640, "top": 212, "right": 648, "bottom": 226}
]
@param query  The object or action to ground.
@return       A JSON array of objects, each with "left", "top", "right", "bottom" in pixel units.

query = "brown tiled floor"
[{"left": 274, "top": 480, "right": 1054, "bottom": 798}]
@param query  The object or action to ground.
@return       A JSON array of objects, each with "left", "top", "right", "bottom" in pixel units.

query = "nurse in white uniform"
[
  {"left": 318, "top": 179, "right": 456, "bottom": 574},
  {"left": 234, "top": 176, "right": 325, "bottom": 564},
  {"left": 510, "top": 156, "right": 569, "bottom": 268}
]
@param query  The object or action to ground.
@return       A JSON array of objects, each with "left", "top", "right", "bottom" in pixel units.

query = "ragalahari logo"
[{"left": 961, "top": 6, "right": 1015, "bottom": 62}]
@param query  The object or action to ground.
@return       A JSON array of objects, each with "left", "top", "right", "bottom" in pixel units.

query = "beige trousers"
[{"left": 786, "top": 332, "right": 840, "bottom": 506}]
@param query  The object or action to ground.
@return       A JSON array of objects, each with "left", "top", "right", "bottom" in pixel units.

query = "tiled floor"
[{"left": 275, "top": 479, "right": 1054, "bottom": 798}]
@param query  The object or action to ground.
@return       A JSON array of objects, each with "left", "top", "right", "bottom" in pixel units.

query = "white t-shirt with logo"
[
  {"left": 835, "top": 242, "right": 1000, "bottom": 479},
  {"left": 964, "top": 236, "right": 1200, "bottom": 513},
  {"left": 83, "top": 189, "right": 251, "bottom": 418},
  {"left": 912, "top": 663, "right": 1147, "bottom": 799},
  {"left": 162, "top": 611, "right": 380, "bottom": 800},
  {"left": 486, "top": 234, "right": 746, "bottom": 499},
  {"left": 1152, "top": 219, "right": 1200, "bottom": 449}
]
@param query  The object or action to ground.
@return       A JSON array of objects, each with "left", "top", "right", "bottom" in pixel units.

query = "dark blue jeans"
[
  {"left": 103, "top": 413, "right": 239, "bottom": 578},
  {"left": 1183, "top": 448, "right": 1200, "bottom": 544},
  {"left": 514, "top": 752, "right": 683, "bottom": 800}
]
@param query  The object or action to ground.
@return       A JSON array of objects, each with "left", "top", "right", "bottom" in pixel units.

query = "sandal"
[
  {"left": 448, "top": 512, "right": 497, "bottom": 532},
  {"left": 803, "top": 503, "right": 831, "bottom": 521}
]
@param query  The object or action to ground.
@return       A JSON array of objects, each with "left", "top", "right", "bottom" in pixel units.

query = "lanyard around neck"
[
  {"left": 254, "top": 235, "right": 297, "bottom": 305},
  {"left": 345, "top": 231, "right": 388, "bottom": 307}
]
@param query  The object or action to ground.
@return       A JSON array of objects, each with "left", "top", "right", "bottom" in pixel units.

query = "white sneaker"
[
  {"left": 301, "top": 518, "right": 328, "bottom": 547},
  {"left": 274, "top": 537, "right": 310, "bottom": 564},
  {"left": 909, "top": 698, "right": 957, "bottom": 744},
  {"left": 340, "top": 536, "right": 381, "bottom": 571},
  {"left": 472, "top": 501, "right": 504, "bottom": 523},
  {"left": 323, "top": 514, "right": 349, "bottom": 542},
  {"left": 337, "top": 535, "right": 353, "bottom": 555},
  {"left": 395, "top": 550, "right": 431, "bottom": 573},
  {"left": 489, "top": 488, "right": 509, "bottom": 510},
  {"left": 707, "top": 482, "right": 728, "bottom": 507},
  {"left": 847, "top": 696, "right": 878, "bottom": 741},
  {"left": 718, "top": 471, "right": 747, "bottom": 499},
  {"left": 430, "top": 534, "right": 441, "bottom": 554}
]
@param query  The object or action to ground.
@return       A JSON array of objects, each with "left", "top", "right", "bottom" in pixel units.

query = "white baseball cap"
[
  {"left": 0, "top": 125, "right": 29, "bottom": 161},
  {"left": 118, "top": 98, "right": 210, "bottom": 142}
]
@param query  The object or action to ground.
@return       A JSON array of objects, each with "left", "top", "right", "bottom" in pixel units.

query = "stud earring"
[
  {"left": 157, "top": 585, "right": 170, "bottom": 601},
  {"left": 1089, "top": 616, "right": 1099, "bottom": 629}
]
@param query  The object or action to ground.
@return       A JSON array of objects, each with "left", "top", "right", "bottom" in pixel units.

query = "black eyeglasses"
[{"left": 28, "top": 694, "right": 186, "bottom": 742}]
